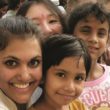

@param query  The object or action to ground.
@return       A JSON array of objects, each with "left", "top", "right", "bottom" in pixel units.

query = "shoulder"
[
  {"left": 0, "top": 90, "right": 17, "bottom": 110},
  {"left": 100, "top": 64, "right": 110, "bottom": 73},
  {"left": 69, "top": 99, "right": 87, "bottom": 110}
]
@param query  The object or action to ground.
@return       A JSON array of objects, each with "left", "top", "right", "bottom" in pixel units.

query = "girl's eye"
[
  {"left": 56, "top": 72, "right": 65, "bottom": 78},
  {"left": 75, "top": 75, "right": 85, "bottom": 81},
  {"left": 4, "top": 60, "right": 18, "bottom": 68},
  {"left": 28, "top": 58, "right": 41, "bottom": 68},
  {"left": 81, "top": 28, "right": 90, "bottom": 34},
  {"left": 98, "top": 31, "right": 107, "bottom": 38}
]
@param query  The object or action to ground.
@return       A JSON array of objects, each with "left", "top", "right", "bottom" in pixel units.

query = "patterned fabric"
[{"left": 79, "top": 64, "right": 110, "bottom": 110}]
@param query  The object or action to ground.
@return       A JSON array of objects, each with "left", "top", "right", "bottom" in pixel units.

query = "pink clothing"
[{"left": 79, "top": 64, "right": 110, "bottom": 110}]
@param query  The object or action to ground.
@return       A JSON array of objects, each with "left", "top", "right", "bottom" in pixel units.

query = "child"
[
  {"left": 28, "top": 34, "right": 91, "bottom": 110},
  {"left": 67, "top": 2, "right": 110, "bottom": 109},
  {"left": 0, "top": 16, "right": 43, "bottom": 110}
]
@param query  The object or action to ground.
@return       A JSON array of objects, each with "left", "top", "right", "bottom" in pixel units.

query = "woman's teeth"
[{"left": 13, "top": 83, "right": 29, "bottom": 88}]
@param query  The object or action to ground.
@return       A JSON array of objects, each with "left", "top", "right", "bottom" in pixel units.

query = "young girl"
[
  {"left": 0, "top": 16, "right": 43, "bottom": 110},
  {"left": 28, "top": 34, "right": 91, "bottom": 110},
  {"left": 67, "top": 2, "right": 110, "bottom": 109},
  {"left": 17, "top": 0, "right": 66, "bottom": 36}
]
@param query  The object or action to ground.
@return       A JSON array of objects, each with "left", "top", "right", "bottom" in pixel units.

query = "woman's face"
[
  {"left": 0, "top": 37, "right": 42, "bottom": 104},
  {"left": 26, "top": 3, "right": 63, "bottom": 36}
]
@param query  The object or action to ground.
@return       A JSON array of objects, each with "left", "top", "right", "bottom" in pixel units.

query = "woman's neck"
[
  {"left": 16, "top": 103, "right": 27, "bottom": 110},
  {"left": 87, "top": 61, "right": 104, "bottom": 81}
]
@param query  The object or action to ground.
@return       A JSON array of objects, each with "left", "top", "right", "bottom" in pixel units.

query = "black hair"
[
  {"left": 0, "top": 0, "right": 8, "bottom": 8},
  {"left": 0, "top": 16, "right": 43, "bottom": 51},
  {"left": 7, "top": 0, "right": 20, "bottom": 10},
  {"left": 67, "top": 2, "right": 110, "bottom": 34},
  {"left": 42, "top": 34, "right": 91, "bottom": 83}
]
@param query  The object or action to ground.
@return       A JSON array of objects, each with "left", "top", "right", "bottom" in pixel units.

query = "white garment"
[
  {"left": 79, "top": 64, "right": 110, "bottom": 110},
  {"left": 0, "top": 90, "right": 17, "bottom": 110},
  {"left": 51, "top": 0, "right": 59, "bottom": 5},
  {"left": 2, "top": 10, "right": 16, "bottom": 19},
  {"left": 58, "top": 6, "right": 66, "bottom": 15},
  {"left": 28, "top": 87, "right": 42, "bottom": 108},
  {"left": 51, "top": 0, "right": 66, "bottom": 15}
]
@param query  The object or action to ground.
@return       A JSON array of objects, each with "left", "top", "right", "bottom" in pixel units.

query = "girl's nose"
[
  {"left": 63, "top": 80, "right": 75, "bottom": 93},
  {"left": 89, "top": 34, "right": 98, "bottom": 44}
]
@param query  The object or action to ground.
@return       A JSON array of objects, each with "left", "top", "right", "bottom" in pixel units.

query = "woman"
[{"left": 17, "top": 0, "right": 66, "bottom": 37}]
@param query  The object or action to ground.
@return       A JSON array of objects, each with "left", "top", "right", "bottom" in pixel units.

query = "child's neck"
[
  {"left": 87, "top": 61, "right": 104, "bottom": 81},
  {"left": 33, "top": 96, "right": 70, "bottom": 110}
]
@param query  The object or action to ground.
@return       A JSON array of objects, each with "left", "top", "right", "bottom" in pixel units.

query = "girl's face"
[
  {"left": 26, "top": 4, "right": 63, "bottom": 36},
  {"left": 44, "top": 56, "right": 86, "bottom": 107},
  {"left": 73, "top": 16, "right": 109, "bottom": 61},
  {"left": 0, "top": 37, "right": 42, "bottom": 104}
]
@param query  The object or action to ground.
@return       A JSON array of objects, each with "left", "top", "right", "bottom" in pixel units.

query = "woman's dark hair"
[
  {"left": 0, "top": 16, "right": 43, "bottom": 51},
  {"left": 17, "top": 0, "right": 66, "bottom": 33},
  {"left": 0, "top": 0, "right": 8, "bottom": 8},
  {"left": 67, "top": 2, "right": 110, "bottom": 34},
  {"left": 7, "top": 0, "right": 20, "bottom": 10},
  {"left": 42, "top": 34, "right": 91, "bottom": 83}
]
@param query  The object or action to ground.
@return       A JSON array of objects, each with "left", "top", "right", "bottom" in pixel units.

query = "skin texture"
[
  {"left": 73, "top": 15, "right": 109, "bottom": 80},
  {"left": 26, "top": 3, "right": 63, "bottom": 36},
  {"left": 99, "top": 1, "right": 110, "bottom": 65},
  {"left": 0, "top": 37, "right": 42, "bottom": 104},
  {"left": 29, "top": 56, "right": 86, "bottom": 110},
  {"left": 74, "top": 16, "right": 109, "bottom": 61}
]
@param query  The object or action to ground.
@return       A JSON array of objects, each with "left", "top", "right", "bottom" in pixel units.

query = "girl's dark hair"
[
  {"left": 17, "top": 0, "right": 66, "bottom": 33},
  {"left": 42, "top": 34, "right": 91, "bottom": 83},
  {"left": 0, "top": 16, "right": 43, "bottom": 51},
  {"left": 67, "top": 2, "right": 110, "bottom": 34}
]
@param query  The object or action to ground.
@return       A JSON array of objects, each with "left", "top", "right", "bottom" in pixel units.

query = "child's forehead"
[{"left": 80, "top": 14, "right": 109, "bottom": 24}]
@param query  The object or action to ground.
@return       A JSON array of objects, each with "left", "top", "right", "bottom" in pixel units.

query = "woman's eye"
[
  {"left": 4, "top": 60, "right": 18, "bottom": 67},
  {"left": 29, "top": 59, "right": 41, "bottom": 68},
  {"left": 32, "top": 19, "right": 40, "bottom": 26},
  {"left": 49, "top": 19, "right": 59, "bottom": 24}
]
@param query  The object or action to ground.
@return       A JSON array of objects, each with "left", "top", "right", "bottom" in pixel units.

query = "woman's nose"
[
  {"left": 42, "top": 22, "right": 53, "bottom": 36},
  {"left": 17, "top": 66, "right": 31, "bottom": 82}
]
